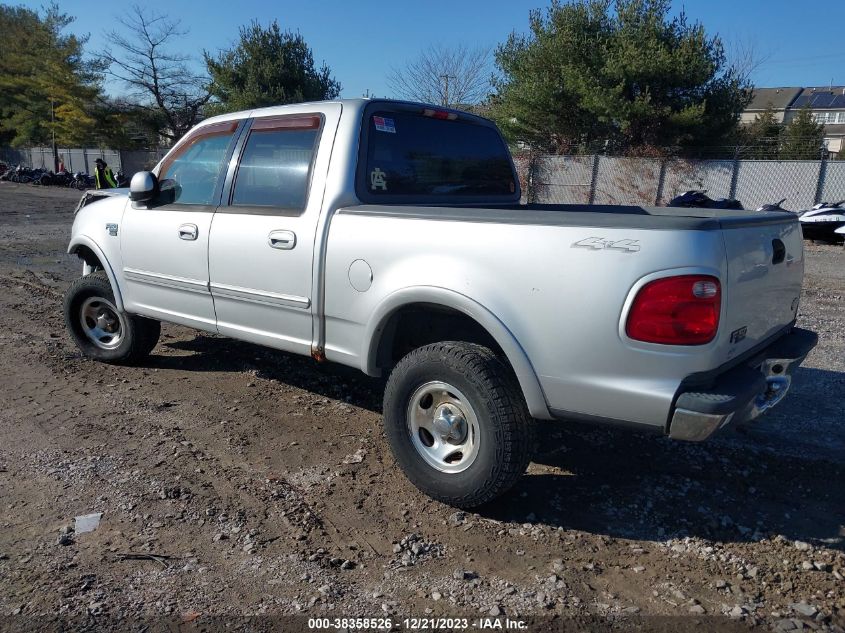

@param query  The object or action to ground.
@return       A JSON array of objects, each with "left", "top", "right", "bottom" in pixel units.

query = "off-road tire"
[
  {"left": 64, "top": 271, "right": 160, "bottom": 364},
  {"left": 383, "top": 341, "right": 534, "bottom": 508}
]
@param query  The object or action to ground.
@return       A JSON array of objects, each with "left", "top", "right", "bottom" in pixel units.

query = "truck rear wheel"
[
  {"left": 64, "top": 271, "right": 160, "bottom": 364},
  {"left": 383, "top": 341, "right": 534, "bottom": 508}
]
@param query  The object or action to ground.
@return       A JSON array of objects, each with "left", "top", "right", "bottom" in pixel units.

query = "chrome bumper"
[{"left": 668, "top": 328, "right": 817, "bottom": 442}]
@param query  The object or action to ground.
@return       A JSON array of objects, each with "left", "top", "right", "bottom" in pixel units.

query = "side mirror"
[{"left": 129, "top": 171, "right": 158, "bottom": 203}]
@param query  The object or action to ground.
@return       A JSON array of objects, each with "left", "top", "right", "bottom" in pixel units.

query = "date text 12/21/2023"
[{"left": 307, "top": 617, "right": 529, "bottom": 630}]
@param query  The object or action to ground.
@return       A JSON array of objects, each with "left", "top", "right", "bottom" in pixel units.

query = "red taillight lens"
[{"left": 626, "top": 275, "right": 721, "bottom": 345}]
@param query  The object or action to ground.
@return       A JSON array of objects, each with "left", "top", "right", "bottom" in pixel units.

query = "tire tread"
[
  {"left": 383, "top": 341, "right": 534, "bottom": 508},
  {"left": 64, "top": 271, "right": 160, "bottom": 365}
]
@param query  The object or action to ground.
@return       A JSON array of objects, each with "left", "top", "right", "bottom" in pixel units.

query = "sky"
[{"left": 16, "top": 0, "right": 845, "bottom": 98}]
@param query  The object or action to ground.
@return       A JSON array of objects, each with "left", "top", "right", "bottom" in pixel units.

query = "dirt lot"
[{"left": 0, "top": 182, "right": 843, "bottom": 632}]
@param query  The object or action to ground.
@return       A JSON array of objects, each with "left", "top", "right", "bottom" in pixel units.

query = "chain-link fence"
[
  {"left": 521, "top": 153, "right": 845, "bottom": 211},
  {"left": 0, "top": 147, "right": 167, "bottom": 176}
]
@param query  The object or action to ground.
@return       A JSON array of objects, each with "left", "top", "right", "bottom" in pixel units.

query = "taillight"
[{"left": 626, "top": 275, "right": 721, "bottom": 345}]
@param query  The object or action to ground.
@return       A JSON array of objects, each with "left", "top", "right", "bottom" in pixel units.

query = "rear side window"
[
  {"left": 158, "top": 121, "right": 238, "bottom": 205},
  {"left": 231, "top": 115, "right": 321, "bottom": 210},
  {"left": 359, "top": 109, "right": 517, "bottom": 202}
]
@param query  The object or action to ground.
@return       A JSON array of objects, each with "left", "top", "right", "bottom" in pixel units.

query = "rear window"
[{"left": 359, "top": 110, "right": 517, "bottom": 202}]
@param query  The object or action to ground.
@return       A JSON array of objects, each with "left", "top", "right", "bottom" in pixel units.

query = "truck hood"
[{"left": 74, "top": 188, "right": 129, "bottom": 214}]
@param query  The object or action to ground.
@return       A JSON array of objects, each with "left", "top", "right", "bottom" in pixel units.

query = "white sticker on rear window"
[
  {"left": 370, "top": 167, "right": 387, "bottom": 190},
  {"left": 373, "top": 116, "right": 396, "bottom": 133}
]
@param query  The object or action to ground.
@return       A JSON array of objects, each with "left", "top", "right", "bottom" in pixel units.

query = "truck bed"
[{"left": 328, "top": 202, "right": 803, "bottom": 428}]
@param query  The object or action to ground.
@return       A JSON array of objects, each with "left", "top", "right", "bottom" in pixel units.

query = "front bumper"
[{"left": 668, "top": 328, "right": 818, "bottom": 441}]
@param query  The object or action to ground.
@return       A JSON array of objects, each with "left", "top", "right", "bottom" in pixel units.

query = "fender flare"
[
  {"left": 362, "top": 286, "right": 552, "bottom": 420},
  {"left": 67, "top": 235, "right": 125, "bottom": 312}
]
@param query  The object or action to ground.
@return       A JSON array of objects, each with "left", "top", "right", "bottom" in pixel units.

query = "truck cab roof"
[{"left": 198, "top": 98, "right": 490, "bottom": 128}]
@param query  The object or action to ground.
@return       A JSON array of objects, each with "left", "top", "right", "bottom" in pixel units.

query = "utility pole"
[
  {"left": 50, "top": 97, "right": 59, "bottom": 173},
  {"left": 440, "top": 74, "right": 455, "bottom": 108}
]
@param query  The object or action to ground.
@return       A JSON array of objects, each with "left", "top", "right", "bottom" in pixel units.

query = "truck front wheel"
[
  {"left": 383, "top": 341, "right": 534, "bottom": 508},
  {"left": 64, "top": 271, "right": 160, "bottom": 364}
]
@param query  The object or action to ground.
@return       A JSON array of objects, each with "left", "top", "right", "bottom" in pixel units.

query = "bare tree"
[
  {"left": 387, "top": 45, "right": 491, "bottom": 108},
  {"left": 726, "top": 37, "right": 771, "bottom": 85},
  {"left": 103, "top": 6, "right": 210, "bottom": 143}
]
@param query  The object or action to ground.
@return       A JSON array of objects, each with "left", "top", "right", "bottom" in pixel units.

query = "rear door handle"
[
  {"left": 178, "top": 224, "right": 198, "bottom": 241},
  {"left": 268, "top": 230, "right": 296, "bottom": 250}
]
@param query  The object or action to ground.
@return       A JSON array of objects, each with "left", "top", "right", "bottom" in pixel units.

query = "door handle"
[
  {"left": 178, "top": 224, "right": 198, "bottom": 241},
  {"left": 268, "top": 230, "right": 296, "bottom": 250}
]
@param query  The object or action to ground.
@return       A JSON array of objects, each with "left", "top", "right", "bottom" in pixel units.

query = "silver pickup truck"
[{"left": 64, "top": 99, "right": 817, "bottom": 507}]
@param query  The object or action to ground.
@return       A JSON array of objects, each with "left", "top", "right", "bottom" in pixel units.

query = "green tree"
[
  {"left": 780, "top": 105, "right": 825, "bottom": 160},
  {"left": 0, "top": 4, "right": 107, "bottom": 151},
  {"left": 204, "top": 20, "right": 340, "bottom": 115},
  {"left": 740, "top": 104, "right": 782, "bottom": 158},
  {"left": 490, "top": 0, "right": 750, "bottom": 154}
]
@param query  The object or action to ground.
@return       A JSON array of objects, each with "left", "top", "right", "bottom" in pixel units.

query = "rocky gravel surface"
[{"left": 0, "top": 183, "right": 842, "bottom": 632}]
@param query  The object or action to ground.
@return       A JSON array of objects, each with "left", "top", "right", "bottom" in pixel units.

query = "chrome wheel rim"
[
  {"left": 79, "top": 296, "right": 124, "bottom": 350},
  {"left": 407, "top": 381, "right": 480, "bottom": 474}
]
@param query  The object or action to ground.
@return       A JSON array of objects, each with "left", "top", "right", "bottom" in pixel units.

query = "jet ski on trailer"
[{"left": 798, "top": 200, "right": 845, "bottom": 242}]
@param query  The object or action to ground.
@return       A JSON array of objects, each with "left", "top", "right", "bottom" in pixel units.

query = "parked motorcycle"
[
  {"left": 667, "top": 190, "right": 744, "bottom": 210},
  {"left": 29, "top": 168, "right": 51, "bottom": 185},
  {"left": 798, "top": 200, "right": 845, "bottom": 242},
  {"left": 54, "top": 171, "right": 74, "bottom": 187},
  {"left": 33, "top": 170, "right": 59, "bottom": 186},
  {"left": 6, "top": 165, "right": 37, "bottom": 184},
  {"left": 70, "top": 172, "right": 95, "bottom": 190},
  {"left": 0, "top": 163, "right": 15, "bottom": 181}
]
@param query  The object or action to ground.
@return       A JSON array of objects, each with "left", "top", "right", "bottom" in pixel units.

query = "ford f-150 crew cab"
[{"left": 64, "top": 99, "right": 818, "bottom": 507}]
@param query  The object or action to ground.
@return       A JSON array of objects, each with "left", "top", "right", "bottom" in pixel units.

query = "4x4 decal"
[{"left": 572, "top": 237, "right": 641, "bottom": 252}]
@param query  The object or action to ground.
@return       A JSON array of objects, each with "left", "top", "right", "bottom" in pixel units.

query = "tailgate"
[{"left": 720, "top": 214, "right": 804, "bottom": 359}]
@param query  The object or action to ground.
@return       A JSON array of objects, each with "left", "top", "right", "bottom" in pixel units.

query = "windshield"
[{"left": 358, "top": 109, "right": 517, "bottom": 203}]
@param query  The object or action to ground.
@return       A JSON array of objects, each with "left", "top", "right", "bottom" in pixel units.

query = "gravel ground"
[{"left": 0, "top": 182, "right": 842, "bottom": 632}]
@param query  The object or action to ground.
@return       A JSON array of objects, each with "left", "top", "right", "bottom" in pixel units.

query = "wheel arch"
[
  {"left": 67, "top": 235, "right": 124, "bottom": 312},
  {"left": 363, "top": 287, "right": 552, "bottom": 420}
]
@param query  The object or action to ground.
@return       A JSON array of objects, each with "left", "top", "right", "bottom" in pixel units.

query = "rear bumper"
[{"left": 668, "top": 327, "right": 818, "bottom": 441}]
